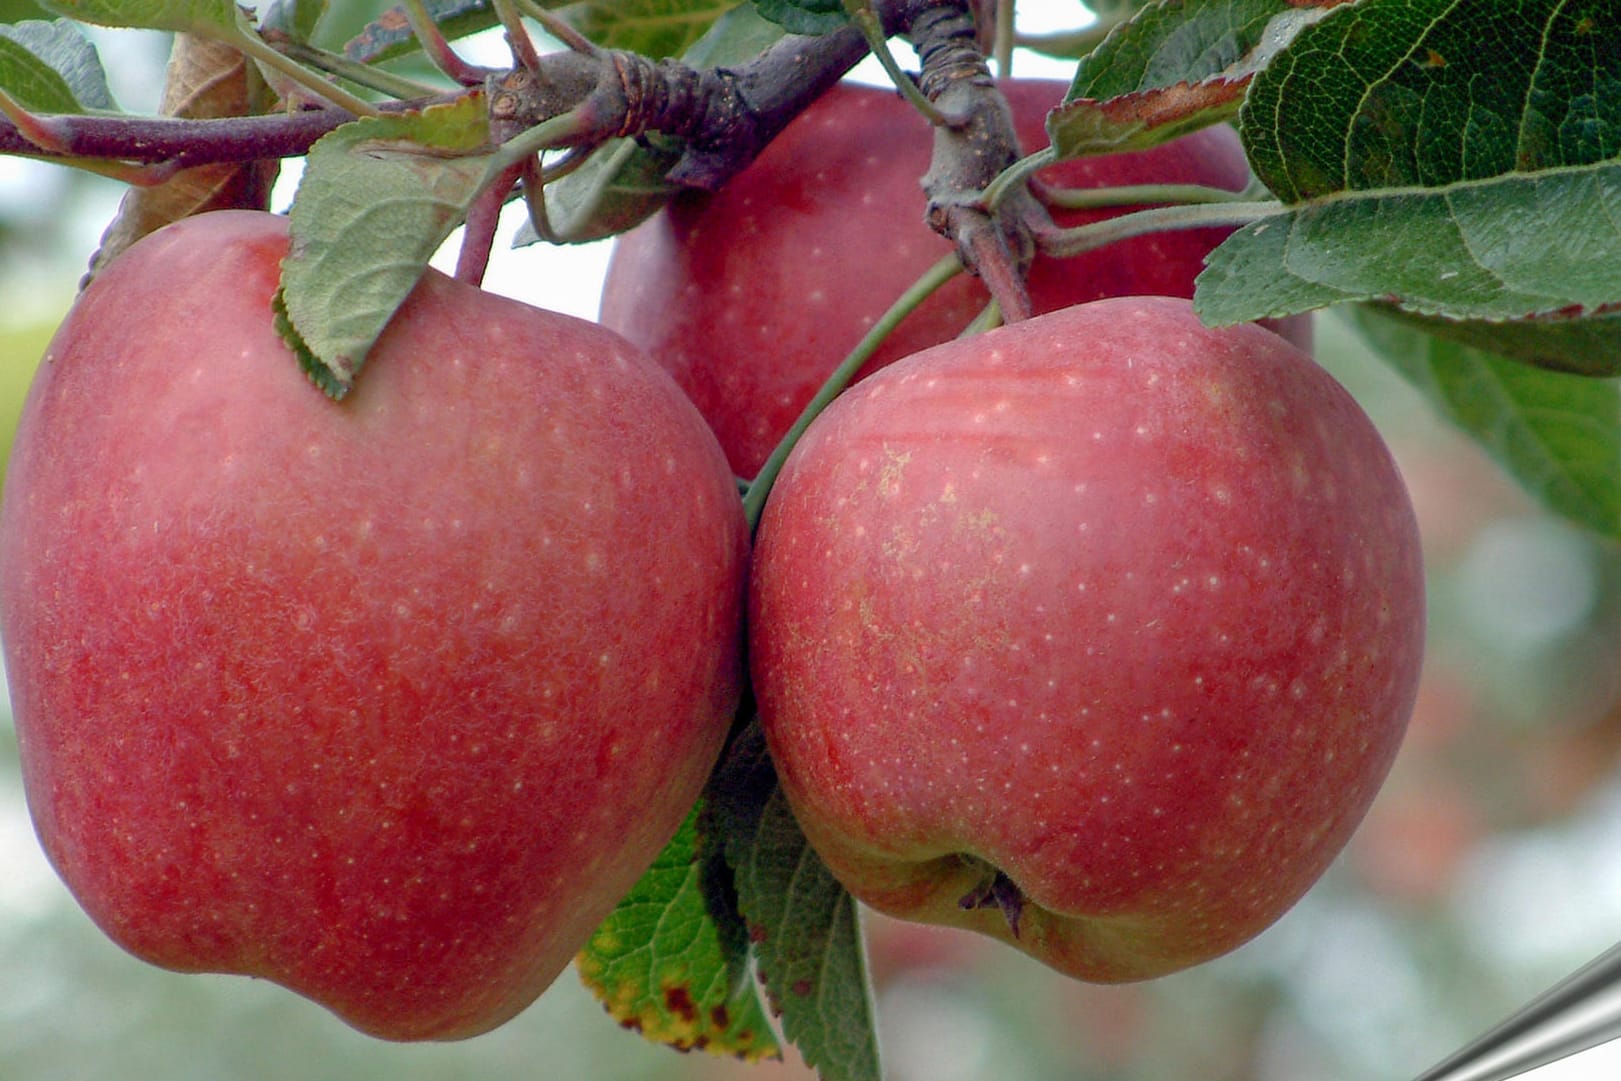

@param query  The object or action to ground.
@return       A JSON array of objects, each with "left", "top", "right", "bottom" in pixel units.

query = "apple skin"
[
  {"left": 600, "top": 79, "right": 1310, "bottom": 477},
  {"left": 0, "top": 210, "right": 748, "bottom": 1040},
  {"left": 749, "top": 296, "right": 1423, "bottom": 982}
]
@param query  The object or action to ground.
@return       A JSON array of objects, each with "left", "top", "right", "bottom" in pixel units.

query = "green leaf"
[
  {"left": 1048, "top": 0, "right": 1332, "bottom": 156},
  {"left": 713, "top": 724, "right": 881, "bottom": 1081},
  {"left": 0, "top": 0, "right": 52, "bottom": 23},
  {"left": 0, "top": 18, "right": 116, "bottom": 114},
  {"left": 1375, "top": 306, "right": 1621, "bottom": 380},
  {"left": 576, "top": 805, "right": 782, "bottom": 1061},
  {"left": 1350, "top": 305, "right": 1621, "bottom": 539},
  {"left": 1241, "top": 0, "right": 1621, "bottom": 203},
  {"left": 39, "top": 0, "right": 234, "bottom": 35},
  {"left": 753, "top": 0, "right": 847, "bottom": 36},
  {"left": 1195, "top": 163, "right": 1621, "bottom": 326},
  {"left": 279, "top": 94, "right": 494, "bottom": 397},
  {"left": 681, "top": 0, "right": 789, "bottom": 64},
  {"left": 1196, "top": 0, "right": 1621, "bottom": 355}
]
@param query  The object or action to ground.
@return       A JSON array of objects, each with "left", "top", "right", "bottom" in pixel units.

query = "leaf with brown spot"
[{"left": 576, "top": 803, "right": 781, "bottom": 1062}]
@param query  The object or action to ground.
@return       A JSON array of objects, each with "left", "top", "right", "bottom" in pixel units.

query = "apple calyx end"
[{"left": 957, "top": 868, "right": 1027, "bottom": 939}]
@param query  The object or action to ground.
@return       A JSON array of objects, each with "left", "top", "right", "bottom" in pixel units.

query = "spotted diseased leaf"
[
  {"left": 278, "top": 94, "right": 494, "bottom": 397},
  {"left": 576, "top": 806, "right": 781, "bottom": 1061},
  {"left": 342, "top": 0, "right": 498, "bottom": 65}
]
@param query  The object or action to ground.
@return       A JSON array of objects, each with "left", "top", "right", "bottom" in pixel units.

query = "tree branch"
[
  {"left": 0, "top": 107, "right": 362, "bottom": 167},
  {"left": 911, "top": 0, "right": 1039, "bottom": 322},
  {"left": 2, "top": 0, "right": 1036, "bottom": 304}
]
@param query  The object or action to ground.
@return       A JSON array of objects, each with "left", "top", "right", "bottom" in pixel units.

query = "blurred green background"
[{"left": 4, "top": 9, "right": 1621, "bottom": 1081}]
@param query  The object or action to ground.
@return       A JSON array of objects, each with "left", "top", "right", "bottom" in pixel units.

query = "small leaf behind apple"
[
  {"left": 712, "top": 723, "right": 882, "bottom": 1081},
  {"left": 1349, "top": 306, "right": 1621, "bottom": 540}
]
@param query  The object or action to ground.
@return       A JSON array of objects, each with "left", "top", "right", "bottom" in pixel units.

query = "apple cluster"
[{"left": 0, "top": 80, "right": 1424, "bottom": 1042}]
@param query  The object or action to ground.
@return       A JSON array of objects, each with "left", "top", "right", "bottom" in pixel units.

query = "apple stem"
[
  {"left": 963, "top": 222, "right": 1033, "bottom": 322},
  {"left": 403, "top": 0, "right": 499, "bottom": 86},
  {"left": 227, "top": 8, "right": 383, "bottom": 118},
  {"left": 992, "top": 0, "right": 1016, "bottom": 77},
  {"left": 741, "top": 254, "right": 964, "bottom": 529},
  {"left": 846, "top": 0, "right": 961, "bottom": 128},
  {"left": 1036, "top": 199, "right": 1285, "bottom": 260},
  {"left": 270, "top": 38, "right": 449, "bottom": 100},
  {"left": 1038, "top": 181, "right": 1267, "bottom": 211},
  {"left": 456, "top": 161, "right": 524, "bottom": 285}
]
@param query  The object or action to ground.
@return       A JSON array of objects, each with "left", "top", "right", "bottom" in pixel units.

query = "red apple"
[
  {"left": 600, "top": 79, "right": 1309, "bottom": 477},
  {"left": 749, "top": 296, "right": 1423, "bottom": 982},
  {"left": 0, "top": 210, "right": 747, "bottom": 1040}
]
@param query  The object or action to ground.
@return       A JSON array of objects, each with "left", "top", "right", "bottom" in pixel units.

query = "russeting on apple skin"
[
  {"left": 0, "top": 210, "right": 748, "bottom": 1041},
  {"left": 749, "top": 295, "right": 1424, "bottom": 982}
]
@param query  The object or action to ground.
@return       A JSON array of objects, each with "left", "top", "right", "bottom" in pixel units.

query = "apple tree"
[{"left": 0, "top": 1, "right": 1617, "bottom": 1078}]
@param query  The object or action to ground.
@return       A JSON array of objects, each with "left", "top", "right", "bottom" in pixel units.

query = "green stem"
[
  {"left": 845, "top": 0, "right": 954, "bottom": 127},
  {"left": 1039, "top": 199, "right": 1283, "bottom": 259},
  {"left": 487, "top": 107, "right": 594, "bottom": 172},
  {"left": 1013, "top": 23, "right": 1115, "bottom": 60},
  {"left": 512, "top": 0, "right": 602, "bottom": 54},
  {"left": 958, "top": 298, "right": 1002, "bottom": 338},
  {"left": 491, "top": 0, "right": 544, "bottom": 71},
  {"left": 1042, "top": 182, "right": 1268, "bottom": 211},
  {"left": 993, "top": 0, "right": 1015, "bottom": 77},
  {"left": 277, "top": 40, "right": 444, "bottom": 100},
  {"left": 980, "top": 145, "right": 1054, "bottom": 210},
  {"left": 229, "top": 10, "right": 381, "bottom": 117},
  {"left": 741, "top": 253, "right": 963, "bottom": 530}
]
